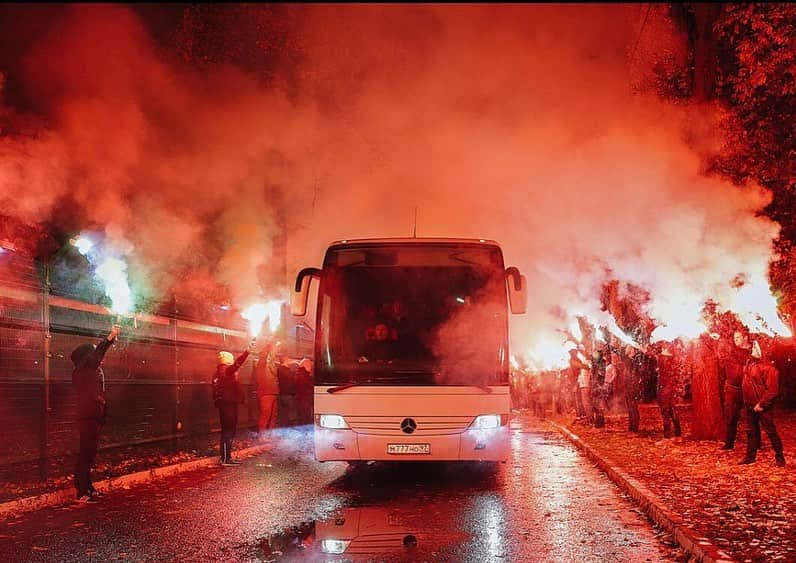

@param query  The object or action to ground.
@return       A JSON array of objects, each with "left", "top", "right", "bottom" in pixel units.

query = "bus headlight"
[
  {"left": 321, "top": 539, "right": 351, "bottom": 554},
  {"left": 317, "top": 414, "right": 349, "bottom": 429},
  {"left": 471, "top": 414, "right": 501, "bottom": 429}
]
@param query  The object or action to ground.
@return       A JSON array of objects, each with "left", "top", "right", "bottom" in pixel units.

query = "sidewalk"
[
  {"left": 548, "top": 403, "right": 796, "bottom": 563},
  {"left": 0, "top": 427, "right": 266, "bottom": 505}
]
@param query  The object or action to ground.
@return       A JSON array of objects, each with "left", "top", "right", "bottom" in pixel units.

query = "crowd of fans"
[{"left": 511, "top": 317, "right": 789, "bottom": 467}]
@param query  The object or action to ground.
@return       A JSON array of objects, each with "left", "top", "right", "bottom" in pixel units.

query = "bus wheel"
[
  {"left": 480, "top": 461, "right": 500, "bottom": 474},
  {"left": 346, "top": 461, "right": 369, "bottom": 471}
]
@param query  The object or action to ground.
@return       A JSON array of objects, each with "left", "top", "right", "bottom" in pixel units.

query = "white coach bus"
[{"left": 291, "top": 238, "right": 526, "bottom": 463}]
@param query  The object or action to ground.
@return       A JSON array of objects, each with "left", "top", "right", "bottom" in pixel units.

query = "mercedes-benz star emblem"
[{"left": 400, "top": 418, "right": 417, "bottom": 434}]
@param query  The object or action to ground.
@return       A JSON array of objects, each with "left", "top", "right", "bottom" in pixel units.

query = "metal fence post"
[
  {"left": 173, "top": 296, "right": 181, "bottom": 437},
  {"left": 40, "top": 262, "right": 51, "bottom": 481}
]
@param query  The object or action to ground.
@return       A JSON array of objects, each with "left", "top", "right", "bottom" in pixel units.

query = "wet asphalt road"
[{"left": 0, "top": 417, "right": 676, "bottom": 562}]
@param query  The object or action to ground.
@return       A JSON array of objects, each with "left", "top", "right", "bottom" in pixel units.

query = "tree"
[
  {"left": 170, "top": 4, "right": 303, "bottom": 87},
  {"left": 689, "top": 334, "right": 725, "bottom": 440},
  {"left": 712, "top": 4, "right": 796, "bottom": 233},
  {"left": 670, "top": 3, "right": 724, "bottom": 101},
  {"left": 667, "top": 4, "right": 796, "bottom": 435}
]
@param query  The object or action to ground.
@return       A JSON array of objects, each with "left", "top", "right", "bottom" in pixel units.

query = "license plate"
[{"left": 387, "top": 443, "right": 431, "bottom": 454}]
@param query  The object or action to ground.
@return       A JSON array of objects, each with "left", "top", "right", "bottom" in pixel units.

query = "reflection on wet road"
[{"left": 0, "top": 418, "right": 676, "bottom": 562}]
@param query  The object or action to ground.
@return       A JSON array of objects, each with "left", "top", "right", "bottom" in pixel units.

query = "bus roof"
[{"left": 328, "top": 237, "right": 500, "bottom": 247}]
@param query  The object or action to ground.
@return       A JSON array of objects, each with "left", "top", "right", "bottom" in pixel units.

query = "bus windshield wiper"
[
  {"left": 327, "top": 381, "right": 368, "bottom": 393},
  {"left": 327, "top": 375, "right": 412, "bottom": 393},
  {"left": 328, "top": 374, "right": 494, "bottom": 393}
]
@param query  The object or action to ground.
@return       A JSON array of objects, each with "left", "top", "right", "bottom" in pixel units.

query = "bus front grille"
[{"left": 345, "top": 415, "right": 473, "bottom": 436}]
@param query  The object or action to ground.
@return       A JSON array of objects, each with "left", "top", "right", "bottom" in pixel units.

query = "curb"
[
  {"left": 0, "top": 443, "right": 272, "bottom": 518},
  {"left": 549, "top": 421, "right": 735, "bottom": 563}
]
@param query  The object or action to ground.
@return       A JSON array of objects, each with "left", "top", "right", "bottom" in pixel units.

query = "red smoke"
[{"left": 0, "top": 5, "right": 783, "bottom": 349}]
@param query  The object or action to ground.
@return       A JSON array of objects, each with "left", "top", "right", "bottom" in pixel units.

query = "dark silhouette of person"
[
  {"left": 721, "top": 330, "right": 751, "bottom": 450},
  {"left": 254, "top": 340, "right": 281, "bottom": 436},
  {"left": 568, "top": 349, "right": 588, "bottom": 419},
  {"left": 71, "top": 324, "right": 120, "bottom": 503},
  {"left": 623, "top": 345, "right": 644, "bottom": 433},
  {"left": 739, "top": 340, "right": 785, "bottom": 467},
  {"left": 656, "top": 344, "right": 682, "bottom": 439},
  {"left": 362, "top": 322, "right": 397, "bottom": 363},
  {"left": 213, "top": 343, "right": 254, "bottom": 465}
]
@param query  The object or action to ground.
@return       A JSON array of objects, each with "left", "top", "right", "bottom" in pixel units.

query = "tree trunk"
[
  {"left": 689, "top": 340, "right": 724, "bottom": 440},
  {"left": 691, "top": 3, "right": 723, "bottom": 101},
  {"left": 671, "top": 3, "right": 723, "bottom": 101}
]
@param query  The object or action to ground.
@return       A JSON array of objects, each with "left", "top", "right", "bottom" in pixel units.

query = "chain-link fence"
[{"left": 0, "top": 250, "right": 310, "bottom": 479}]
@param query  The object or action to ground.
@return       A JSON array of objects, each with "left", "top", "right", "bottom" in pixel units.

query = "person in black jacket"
[
  {"left": 739, "top": 340, "right": 785, "bottom": 467},
  {"left": 622, "top": 345, "right": 644, "bottom": 433},
  {"left": 655, "top": 344, "right": 682, "bottom": 439},
  {"left": 213, "top": 343, "right": 255, "bottom": 465},
  {"left": 720, "top": 330, "right": 751, "bottom": 450},
  {"left": 70, "top": 324, "right": 120, "bottom": 503}
]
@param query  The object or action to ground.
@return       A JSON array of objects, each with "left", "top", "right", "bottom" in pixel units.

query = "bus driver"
[{"left": 360, "top": 322, "right": 397, "bottom": 364}]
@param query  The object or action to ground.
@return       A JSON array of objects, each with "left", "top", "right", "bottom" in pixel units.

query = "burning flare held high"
[
  {"left": 72, "top": 233, "right": 134, "bottom": 316},
  {"left": 95, "top": 257, "right": 133, "bottom": 315},
  {"left": 525, "top": 336, "right": 577, "bottom": 372},
  {"left": 71, "top": 236, "right": 96, "bottom": 256},
  {"left": 518, "top": 272, "right": 790, "bottom": 372},
  {"left": 730, "top": 273, "right": 791, "bottom": 337},
  {"left": 649, "top": 274, "right": 791, "bottom": 343},
  {"left": 242, "top": 300, "right": 283, "bottom": 338}
]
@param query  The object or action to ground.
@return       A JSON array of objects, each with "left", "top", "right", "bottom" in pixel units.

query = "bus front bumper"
[{"left": 314, "top": 427, "right": 509, "bottom": 462}]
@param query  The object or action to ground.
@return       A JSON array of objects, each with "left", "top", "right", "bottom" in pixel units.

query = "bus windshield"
[{"left": 316, "top": 243, "right": 509, "bottom": 386}]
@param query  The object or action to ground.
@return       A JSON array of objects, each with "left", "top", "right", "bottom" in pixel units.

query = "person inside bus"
[
  {"left": 361, "top": 322, "right": 398, "bottom": 363},
  {"left": 382, "top": 300, "right": 409, "bottom": 340},
  {"left": 386, "top": 298, "right": 424, "bottom": 356},
  {"left": 348, "top": 304, "right": 377, "bottom": 360}
]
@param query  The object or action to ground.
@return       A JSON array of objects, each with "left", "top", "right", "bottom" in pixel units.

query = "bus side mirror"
[
  {"left": 292, "top": 267, "right": 320, "bottom": 317},
  {"left": 506, "top": 266, "right": 527, "bottom": 315}
]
